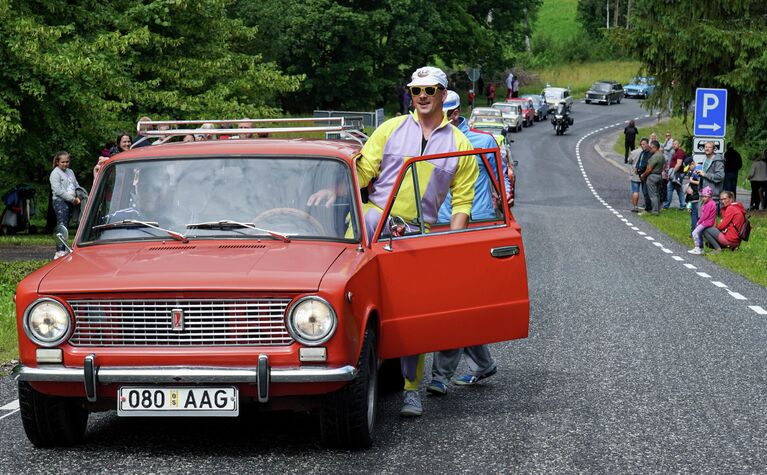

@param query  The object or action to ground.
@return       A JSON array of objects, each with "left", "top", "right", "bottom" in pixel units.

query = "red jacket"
[{"left": 717, "top": 201, "right": 746, "bottom": 247}]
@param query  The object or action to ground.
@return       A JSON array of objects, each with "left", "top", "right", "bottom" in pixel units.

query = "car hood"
[{"left": 38, "top": 242, "right": 346, "bottom": 294}]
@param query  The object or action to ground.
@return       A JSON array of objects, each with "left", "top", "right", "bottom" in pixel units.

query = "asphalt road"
[{"left": 2, "top": 100, "right": 766, "bottom": 473}]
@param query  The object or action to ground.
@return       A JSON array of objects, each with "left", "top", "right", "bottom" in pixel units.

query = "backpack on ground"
[{"left": 738, "top": 214, "right": 751, "bottom": 241}]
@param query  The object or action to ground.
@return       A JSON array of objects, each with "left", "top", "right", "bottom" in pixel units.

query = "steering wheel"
[{"left": 252, "top": 208, "right": 326, "bottom": 236}]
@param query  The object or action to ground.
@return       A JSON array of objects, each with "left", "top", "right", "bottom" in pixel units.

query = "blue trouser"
[
  {"left": 724, "top": 171, "right": 739, "bottom": 200},
  {"left": 664, "top": 180, "right": 685, "bottom": 208},
  {"left": 431, "top": 345, "right": 496, "bottom": 384},
  {"left": 688, "top": 201, "right": 699, "bottom": 234},
  {"left": 52, "top": 199, "right": 72, "bottom": 252}
]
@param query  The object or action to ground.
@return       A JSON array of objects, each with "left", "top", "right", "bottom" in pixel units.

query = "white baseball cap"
[
  {"left": 442, "top": 91, "right": 461, "bottom": 111},
  {"left": 407, "top": 66, "right": 448, "bottom": 88}
]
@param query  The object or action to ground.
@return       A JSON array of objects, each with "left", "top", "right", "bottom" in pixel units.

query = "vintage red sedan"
[
  {"left": 13, "top": 119, "right": 529, "bottom": 449},
  {"left": 506, "top": 98, "right": 535, "bottom": 127}
]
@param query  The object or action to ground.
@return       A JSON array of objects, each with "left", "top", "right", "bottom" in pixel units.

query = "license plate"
[{"left": 117, "top": 386, "right": 239, "bottom": 417}]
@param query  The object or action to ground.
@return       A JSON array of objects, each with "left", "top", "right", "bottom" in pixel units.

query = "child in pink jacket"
[{"left": 688, "top": 186, "right": 716, "bottom": 255}]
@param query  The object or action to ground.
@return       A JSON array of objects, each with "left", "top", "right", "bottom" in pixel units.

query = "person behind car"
[
  {"left": 132, "top": 117, "right": 154, "bottom": 148},
  {"left": 428, "top": 91, "right": 507, "bottom": 396},
  {"left": 702, "top": 191, "right": 746, "bottom": 252},
  {"left": 307, "top": 66, "right": 477, "bottom": 418},
  {"left": 49, "top": 151, "right": 81, "bottom": 259}
]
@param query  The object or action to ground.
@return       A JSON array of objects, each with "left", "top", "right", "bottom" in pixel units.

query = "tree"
[
  {"left": 0, "top": 0, "right": 301, "bottom": 189},
  {"left": 626, "top": 0, "right": 767, "bottom": 142}
]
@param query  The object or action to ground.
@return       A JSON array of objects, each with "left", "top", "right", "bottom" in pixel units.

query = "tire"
[
  {"left": 617, "top": 97, "right": 622, "bottom": 104},
  {"left": 320, "top": 327, "right": 378, "bottom": 449},
  {"left": 18, "top": 381, "right": 88, "bottom": 447},
  {"left": 585, "top": 99, "right": 591, "bottom": 104}
]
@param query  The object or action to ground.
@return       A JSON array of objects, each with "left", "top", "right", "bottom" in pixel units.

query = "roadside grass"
[
  {"left": 0, "top": 234, "right": 61, "bottom": 246},
  {"left": 1, "top": 260, "right": 47, "bottom": 363},
  {"left": 533, "top": 0, "right": 580, "bottom": 46},
  {"left": 641, "top": 210, "right": 767, "bottom": 287},
  {"left": 612, "top": 116, "right": 755, "bottom": 191},
  {"left": 521, "top": 60, "right": 641, "bottom": 98}
]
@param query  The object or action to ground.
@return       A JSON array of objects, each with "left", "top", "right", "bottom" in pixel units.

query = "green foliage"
[
  {"left": 0, "top": 0, "right": 301, "bottom": 191},
  {"left": 1, "top": 260, "right": 47, "bottom": 363},
  {"left": 625, "top": 1, "right": 767, "bottom": 142},
  {"left": 235, "top": 0, "right": 542, "bottom": 111}
]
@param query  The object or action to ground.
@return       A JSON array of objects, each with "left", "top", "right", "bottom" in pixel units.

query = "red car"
[
  {"left": 13, "top": 119, "right": 530, "bottom": 449},
  {"left": 506, "top": 98, "right": 535, "bottom": 127}
]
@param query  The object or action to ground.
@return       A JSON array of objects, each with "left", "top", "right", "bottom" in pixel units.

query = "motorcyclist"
[{"left": 551, "top": 101, "right": 572, "bottom": 135}]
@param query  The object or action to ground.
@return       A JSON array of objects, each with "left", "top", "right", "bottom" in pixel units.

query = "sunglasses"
[{"left": 409, "top": 86, "right": 444, "bottom": 96}]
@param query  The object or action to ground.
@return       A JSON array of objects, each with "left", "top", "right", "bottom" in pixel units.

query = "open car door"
[{"left": 370, "top": 148, "right": 530, "bottom": 359}]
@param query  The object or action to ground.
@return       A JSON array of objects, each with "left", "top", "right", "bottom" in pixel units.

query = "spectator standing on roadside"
[
  {"left": 687, "top": 186, "right": 715, "bottom": 255},
  {"left": 663, "top": 139, "right": 686, "bottom": 209},
  {"left": 699, "top": 141, "right": 725, "bottom": 214},
  {"left": 640, "top": 140, "right": 664, "bottom": 215},
  {"left": 506, "top": 72, "right": 514, "bottom": 99},
  {"left": 623, "top": 120, "right": 638, "bottom": 164},
  {"left": 702, "top": 191, "right": 746, "bottom": 252},
  {"left": 467, "top": 89, "right": 475, "bottom": 111},
  {"left": 636, "top": 138, "right": 653, "bottom": 211},
  {"left": 723, "top": 142, "right": 742, "bottom": 200},
  {"left": 486, "top": 82, "right": 495, "bottom": 105},
  {"left": 512, "top": 76, "right": 519, "bottom": 98},
  {"left": 628, "top": 138, "right": 648, "bottom": 212},
  {"left": 684, "top": 158, "right": 702, "bottom": 233},
  {"left": 748, "top": 151, "right": 767, "bottom": 210},
  {"left": 49, "top": 151, "right": 81, "bottom": 259}
]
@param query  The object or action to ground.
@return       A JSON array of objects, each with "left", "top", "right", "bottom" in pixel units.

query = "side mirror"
[
  {"left": 55, "top": 232, "right": 73, "bottom": 255},
  {"left": 383, "top": 215, "right": 407, "bottom": 252}
]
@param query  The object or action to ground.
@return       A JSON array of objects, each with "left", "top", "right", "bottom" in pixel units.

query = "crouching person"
[{"left": 702, "top": 191, "right": 747, "bottom": 252}]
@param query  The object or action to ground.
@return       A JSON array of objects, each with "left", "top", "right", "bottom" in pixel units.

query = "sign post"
[
  {"left": 466, "top": 67, "right": 480, "bottom": 98},
  {"left": 693, "top": 87, "right": 727, "bottom": 164}
]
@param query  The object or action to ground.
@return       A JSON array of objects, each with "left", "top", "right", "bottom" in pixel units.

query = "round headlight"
[
  {"left": 287, "top": 296, "right": 337, "bottom": 345},
  {"left": 24, "top": 298, "right": 71, "bottom": 347}
]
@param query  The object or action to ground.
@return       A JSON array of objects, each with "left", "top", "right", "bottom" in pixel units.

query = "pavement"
[{"left": 1, "top": 100, "right": 766, "bottom": 473}]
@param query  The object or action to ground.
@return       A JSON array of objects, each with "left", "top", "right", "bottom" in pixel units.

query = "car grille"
[
  {"left": 587, "top": 93, "right": 606, "bottom": 100},
  {"left": 68, "top": 299, "right": 294, "bottom": 347}
]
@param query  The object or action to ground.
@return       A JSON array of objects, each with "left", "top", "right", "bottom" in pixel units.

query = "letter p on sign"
[{"left": 702, "top": 93, "right": 719, "bottom": 118}]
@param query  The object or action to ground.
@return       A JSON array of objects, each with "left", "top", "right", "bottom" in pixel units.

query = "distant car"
[
  {"left": 624, "top": 77, "right": 655, "bottom": 99},
  {"left": 585, "top": 81, "right": 624, "bottom": 105},
  {"left": 506, "top": 99, "right": 534, "bottom": 127},
  {"left": 542, "top": 87, "right": 573, "bottom": 111},
  {"left": 490, "top": 102, "right": 523, "bottom": 132},
  {"left": 469, "top": 120, "right": 517, "bottom": 207},
  {"left": 522, "top": 94, "right": 549, "bottom": 121}
]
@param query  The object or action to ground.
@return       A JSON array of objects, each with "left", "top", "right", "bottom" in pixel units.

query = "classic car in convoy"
[
  {"left": 542, "top": 86, "right": 573, "bottom": 111},
  {"left": 13, "top": 118, "right": 530, "bottom": 449},
  {"left": 585, "top": 81, "right": 624, "bottom": 105},
  {"left": 488, "top": 103, "right": 524, "bottom": 132},
  {"left": 623, "top": 77, "right": 655, "bottom": 99},
  {"left": 470, "top": 118, "right": 518, "bottom": 206},
  {"left": 521, "top": 94, "right": 549, "bottom": 121},
  {"left": 505, "top": 98, "right": 535, "bottom": 127}
]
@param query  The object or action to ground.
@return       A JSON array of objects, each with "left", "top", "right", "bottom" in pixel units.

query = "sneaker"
[
  {"left": 53, "top": 250, "right": 67, "bottom": 260},
  {"left": 687, "top": 247, "right": 703, "bottom": 255},
  {"left": 426, "top": 380, "right": 448, "bottom": 396},
  {"left": 630, "top": 208, "right": 639, "bottom": 213},
  {"left": 400, "top": 390, "right": 423, "bottom": 417},
  {"left": 454, "top": 366, "right": 497, "bottom": 386}
]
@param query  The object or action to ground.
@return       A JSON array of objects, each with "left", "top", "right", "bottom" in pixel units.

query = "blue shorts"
[{"left": 630, "top": 181, "right": 641, "bottom": 193}]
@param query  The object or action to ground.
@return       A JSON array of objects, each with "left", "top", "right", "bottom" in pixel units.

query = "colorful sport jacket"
[
  {"left": 437, "top": 117, "right": 510, "bottom": 222},
  {"left": 356, "top": 111, "right": 477, "bottom": 240}
]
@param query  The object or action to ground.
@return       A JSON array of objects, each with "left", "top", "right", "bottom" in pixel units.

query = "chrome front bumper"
[{"left": 12, "top": 354, "right": 357, "bottom": 404}]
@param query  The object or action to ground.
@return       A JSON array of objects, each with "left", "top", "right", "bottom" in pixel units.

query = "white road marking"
[
  {"left": 0, "top": 400, "right": 19, "bottom": 411},
  {"left": 631, "top": 226, "right": 639, "bottom": 230},
  {"left": 696, "top": 272, "right": 711, "bottom": 278},
  {"left": 652, "top": 242, "right": 663, "bottom": 247},
  {"left": 728, "top": 291, "right": 747, "bottom": 300},
  {"left": 662, "top": 248, "right": 673, "bottom": 254},
  {"left": 672, "top": 256, "right": 684, "bottom": 261},
  {"left": 749, "top": 306, "right": 767, "bottom": 315},
  {"left": 684, "top": 263, "right": 697, "bottom": 269},
  {"left": 638, "top": 231, "right": 646, "bottom": 235},
  {"left": 711, "top": 281, "right": 727, "bottom": 288},
  {"left": 0, "top": 409, "right": 19, "bottom": 421},
  {"left": 645, "top": 236, "right": 655, "bottom": 241}
]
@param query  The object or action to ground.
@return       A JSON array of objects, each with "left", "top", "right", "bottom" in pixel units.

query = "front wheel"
[
  {"left": 320, "top": 327, "right": 378, "bottom": 449},
  {"left": 18, "top": 381, "right": 88, "bottom": 447}
]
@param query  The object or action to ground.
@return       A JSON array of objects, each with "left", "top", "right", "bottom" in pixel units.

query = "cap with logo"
[
  {"left": 442, "top": 91, "right": 461, "bottom": 111},
  {"left": 407, "top": 66, "right": 448, "bottom": 88}
]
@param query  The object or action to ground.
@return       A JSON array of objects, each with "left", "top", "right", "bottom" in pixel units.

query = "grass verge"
[
  {"left": 641, "top": 210, "right": 767, "bottom": 287},
  {"left": 522, "top": 60, "right": 641, "bottom": 98},
  {"left": 1, "top": 260, "right": 47, "bottom": 363}
]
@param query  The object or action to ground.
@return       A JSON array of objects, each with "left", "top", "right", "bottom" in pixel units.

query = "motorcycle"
[{"left": 551, "top": 105, "right": 574, "bottom": 136}]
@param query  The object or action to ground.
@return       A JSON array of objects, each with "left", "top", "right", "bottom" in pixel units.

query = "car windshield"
[
  {"left": 492, "top": 104, "right": 518, "bottom": 115},
  {"left": 81, "top": 157, "right": 360, "bottom": 244},
  {"left": 544, "top": 89, "right": 563, "bottom": 100},
  {"left": 593, "top": 83, "right": 612, "bottom": 92},
  {"left": 522, "top": 96, "right": 539, "bottom": 106}
]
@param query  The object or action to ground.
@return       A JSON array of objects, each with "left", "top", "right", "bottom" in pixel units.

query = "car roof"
[
  {"left": 594, "top": 80, "right": 618, "bottom": 84},
  {"left": 106, "top": 139, "right": 363, "bottom": 165},
  {"left": 543, "top": 87, "right": 568, "bottom": 92}
]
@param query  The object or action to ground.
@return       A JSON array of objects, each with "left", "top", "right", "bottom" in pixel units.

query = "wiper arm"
[
  {"left": 92, "top": 219, "right": 188, "bottom": 242},
  {"left": 186, "top": 220, "right": 290, "bottom": 243}
]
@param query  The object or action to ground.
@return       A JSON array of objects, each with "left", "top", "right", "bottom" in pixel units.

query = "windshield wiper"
[
  {"left": 186, "top": 220, "right": 290, "bottom": 243},
  {"left": 92, "top": 219, "right": 188, "bottom": 242}
]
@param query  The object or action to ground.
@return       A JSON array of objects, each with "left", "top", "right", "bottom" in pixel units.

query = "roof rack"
[{"left": 135, "top": 117, "right": 368, "bottom": 147}]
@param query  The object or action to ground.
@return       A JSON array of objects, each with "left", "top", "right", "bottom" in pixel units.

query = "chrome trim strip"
[{"left": 12, "top": 364, "right": 357, "bottom": 384}]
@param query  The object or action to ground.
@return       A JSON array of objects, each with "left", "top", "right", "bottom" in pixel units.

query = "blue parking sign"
[{"left": 694, "top": 88, "right": 727, "bottom": 137}]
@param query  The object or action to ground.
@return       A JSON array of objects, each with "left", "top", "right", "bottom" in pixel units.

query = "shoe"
[
  {"left": 53, "top": 250, "right": 67, "bottom": 260},
  {"left": 400, "top": 390, "right": 423, "bottom": 417},
  {"left": 630, "top": 208, "right": 639, "bottom": 213},
  {"left": 454, "top": 366, "right": 497, "bottom": 386},
  {"left": 426, "top": 380, "right": 448, "bottom": 396},
  {"left": 663, "top": 205, "right": 670, "bottom": 209},
  {"left": 687, "top": 247, "right": 703, "bottom": 255}
]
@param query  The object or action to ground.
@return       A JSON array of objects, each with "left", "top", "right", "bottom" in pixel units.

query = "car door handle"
[{"left": 490, "top": 246, "right": 519, "bottom": 258}]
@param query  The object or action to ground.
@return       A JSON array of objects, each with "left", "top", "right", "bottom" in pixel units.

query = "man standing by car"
[
  {"left": 641, "top": 140, "right": 665, "bottom": 215},
  {"left": 428, "top": 91, "right": 509, "bottom": 397},
  {"left": 723, "top": 142, "right": 742, "bottom": 200},
  {"left": 308, "top": 66, "right": 478, "bottom": 418}
]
